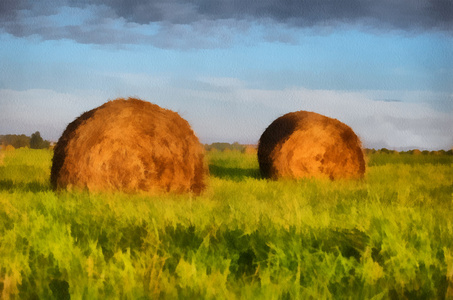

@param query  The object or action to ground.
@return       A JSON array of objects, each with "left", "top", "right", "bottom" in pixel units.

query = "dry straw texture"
[
  {"left": 51, "top": 98, "right": 207, "bottom": 194},
  {"left": 258, "top": 111, "right": 365, "bottom": 180}
]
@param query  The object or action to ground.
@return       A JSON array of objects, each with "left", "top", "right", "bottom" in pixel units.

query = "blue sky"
[{"left": 1, "top": 0, "right": 452, "bottom": 150}]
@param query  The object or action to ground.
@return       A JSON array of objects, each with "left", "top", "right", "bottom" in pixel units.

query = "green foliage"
[
  {"left": 0, "top": 134, "right": 30, "bottom": 148},
  {"left": 205, "top": 142, "right": 246, "bottom": 152},
  {"left": 1, "top": 133, "right": 52, "bottom": 149},
  {"left": 0, "top": 148, "right": 452, "bottom": 299},
  {"left": 0, "top": 148, "right": 52, "bottom": 192},
  {"left": 368, "top": 152, "right": 453, "bottom": 166},
  {"left": 30, "top": 131, "right": 50, "bottom": 149},
  {"left": 207, "top": 150, "right": 260, "bottom": 181}
]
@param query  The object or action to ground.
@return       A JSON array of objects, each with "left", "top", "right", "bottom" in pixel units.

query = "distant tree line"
[
  {"left": 205, "top": 142, "right": 246, "bottom": 152},
  {"left": 364, "top": 148, "right": 453, "bottom": 155},
  {"left": 0, "top": 132, "right": 51, "bottom": 149},
  {"left": 205, "top": 143, "right": 452, "bottom": 155}
]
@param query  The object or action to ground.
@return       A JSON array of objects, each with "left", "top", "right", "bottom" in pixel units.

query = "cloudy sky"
[{"left": 1, "top": 0, "right": 452, "bottom": 150}]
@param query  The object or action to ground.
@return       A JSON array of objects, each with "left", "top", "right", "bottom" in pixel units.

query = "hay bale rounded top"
[
  {"left": 258, "top": 111, "right": 365, "bottom": 180},
  {"left": 51, "top": 98, "right": 207, "bottom": 194}
]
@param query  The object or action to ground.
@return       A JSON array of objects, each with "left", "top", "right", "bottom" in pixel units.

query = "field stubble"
[{"left": 0, "top": 148, "right": 452, "bottom": 299}]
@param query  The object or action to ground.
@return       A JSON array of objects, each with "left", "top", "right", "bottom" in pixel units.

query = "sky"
[{"left": 0, "top": 0, "right": 452, "bottom": 150}]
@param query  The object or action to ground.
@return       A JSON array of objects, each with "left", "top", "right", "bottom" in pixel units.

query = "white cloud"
[
  {"left": 197, "top": 76, "right": 244, "bottom": 88},
  {"left": 1, "top": 86, "right": 451, "bottom": 149},
  {"left": 0, "top": 89, "right": 106, "bottom": 140},
  {"left": 105, "top": 72, "right": 170, "bottom": 88},
  {"left": 239, "top": 88, "right": 452, "bottom": 150},
  {"left": 171, "top": 84, "right": 452, "bottom": 149}
]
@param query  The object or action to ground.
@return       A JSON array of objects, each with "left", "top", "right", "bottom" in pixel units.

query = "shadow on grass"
[
  {"left": 209, "top": 165, "right": 261, "bottom": 181},
  {"left": 0, "top": 179, "right": 52, "bottom": 193}
]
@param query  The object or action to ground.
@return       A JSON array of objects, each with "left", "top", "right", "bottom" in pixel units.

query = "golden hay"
[
  {"left": 244, "top": 145, "right": 258, "bottom": 155},
  {"left": 258, "top": 111, "right": 365, "bottom": 180},
  {"left": 51, "top": 98, "right": 207, "bottom": 194},
  {"left": 412, "top": 149, "right": 422, "bottom": 155}
]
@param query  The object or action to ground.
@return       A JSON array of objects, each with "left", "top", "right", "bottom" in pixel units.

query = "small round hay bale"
[
  {"left": 258, "top": 111, "right": 365, "bottom": 180},
  {"left": 5, "top": 145, "right": 15, "bottom": 151},
  {"left": 51, "top": 98, "right": 207, "bottom": 194},
  {"left": 243, "top": 145, "right": 258, "bottom": 155},
  {"left": 412, "top": 149, "right": 422, "bottom": 155}
]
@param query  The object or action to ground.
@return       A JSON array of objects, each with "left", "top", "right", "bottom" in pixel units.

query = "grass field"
[{"left": 0, "top": 148, "right": 452, "bottom": 299}]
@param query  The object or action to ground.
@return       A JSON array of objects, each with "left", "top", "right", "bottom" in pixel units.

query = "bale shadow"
[
  {"left": 0, "top": 179, "right": 52, "bottom": 193},
  {"left": 209, "top": 165, "right": 261, "bottom": 181}
]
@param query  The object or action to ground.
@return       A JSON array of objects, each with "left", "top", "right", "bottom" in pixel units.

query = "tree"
[
  {"left": 30, "top": 131, "right": 45, "bottom": 149},
  {"left": 0, "top": 134, "right": 30, "bottom": 148}
]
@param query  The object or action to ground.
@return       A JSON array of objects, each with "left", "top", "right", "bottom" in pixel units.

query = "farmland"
[{"left": 0, "top": 148, "right": 452, "bottom": 299}]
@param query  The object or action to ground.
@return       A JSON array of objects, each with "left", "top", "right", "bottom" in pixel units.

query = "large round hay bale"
[
  {"left": 258, "top": 111, "right": 365, "bottom": 180},
  {"left": 51, "top": 98, "right": 207, "bottom": 194}
]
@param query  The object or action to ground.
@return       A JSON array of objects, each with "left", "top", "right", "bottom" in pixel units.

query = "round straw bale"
[
  {"left": 258, "top": 111, "right": 365, "bottom": 180},
  {"left": 51, "top": 98, "right": 207, "bottom": 194},
  {"left": 243, "top": 145, "right": 258, "bottom": 155}
]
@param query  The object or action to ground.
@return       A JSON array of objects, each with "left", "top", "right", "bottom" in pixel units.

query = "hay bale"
[
  {"left": 243, "top": 145, "right": 258, "bottom": 155},
  {"left": 412, "top": 149, "right": 422, "bottom": 155},
  {"left": 51, "top": 98, "right": 207, "bottom": 194},
  {"left": 258, "top": 111, "right": 365, "bottom": 180}
]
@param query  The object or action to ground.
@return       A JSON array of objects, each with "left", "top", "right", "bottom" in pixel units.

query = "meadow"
[{"left": 0, "top": 148, "right": 452, "bottom": 299}]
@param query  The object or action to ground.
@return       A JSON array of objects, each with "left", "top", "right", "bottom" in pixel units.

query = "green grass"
[
  {"left": 0, "top": 149, "right": 452, "bottom": 299},
  {"left": 367, "top": 152, "right": 453, "bottom": 166}
]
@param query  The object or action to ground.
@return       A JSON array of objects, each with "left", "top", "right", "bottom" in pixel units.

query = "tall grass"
[
  {"left": 0, "top": 148, "right": 452, "bottom": 299},
  {"left": 0, "top": 148, "right": 52, "bottom": 191}
]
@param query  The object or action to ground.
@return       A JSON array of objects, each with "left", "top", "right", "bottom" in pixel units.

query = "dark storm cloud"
[
  {"left": 84, "top": 0, "right": 453, "bottom": 31},
  {"left": 1, "top": 0, "right": 452, "bottom": 46}
]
